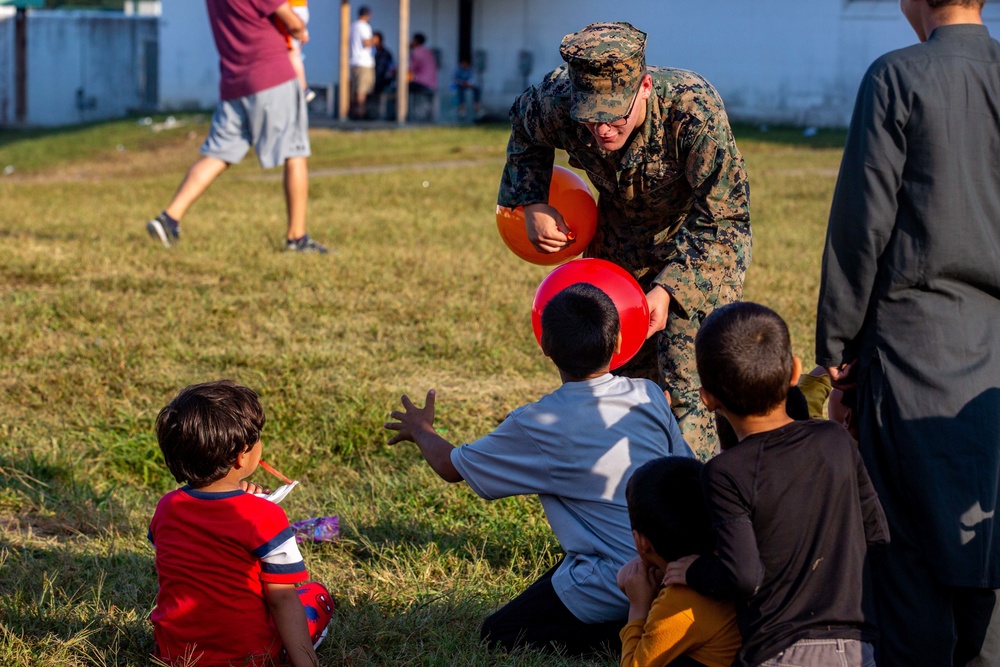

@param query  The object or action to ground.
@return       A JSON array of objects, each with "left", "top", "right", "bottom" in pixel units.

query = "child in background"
[
  {"left": 149, "top": 380, "right": 332, "bottom": 667},
  {"left": 618, "top": 457, "right": 740, "bottom": 667},
  {"left": 665, "top": 302, "right": 888, "bottom": 667},
  {"left": 451, "top": 58, "right": 482, "bottom": 119},
  {"left": 275, "top": 0, "right": 316, "bottom": 102},
  {"left": 386, "top": 283, "right": 692, "bottom": 655}
]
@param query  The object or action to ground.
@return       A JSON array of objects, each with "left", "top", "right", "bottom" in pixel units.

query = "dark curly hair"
[{"left": 155, "top": 380, "right": 265, "bottom": 488}]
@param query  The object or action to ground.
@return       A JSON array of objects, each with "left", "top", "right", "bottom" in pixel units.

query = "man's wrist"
[{"left": 651, "top": 283, "right": 671, "bottom": 297}]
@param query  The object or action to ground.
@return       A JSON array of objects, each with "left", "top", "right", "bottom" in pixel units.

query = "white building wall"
[
  {"left": 0, "top": 10, "right": 157, "bottom": 127},
  {"left": 159, "top": 0, "right": 1000, "bottom": 127},
  {"left": 0, "top": 9, "right": 13, "bottom": 126},
  {"left": 158, "top": 0, "right": 216, "bottom": 109}
]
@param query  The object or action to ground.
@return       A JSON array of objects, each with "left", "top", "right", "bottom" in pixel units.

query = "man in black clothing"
[
  {"left": 664, "top": 302, "right": 889, "bottom": 667},
  {"left": 372, "top": 31, "right": 395, "bottom": 95},
  {"left": 816, "top": 1, "right": 1000, "bottom": 664}
]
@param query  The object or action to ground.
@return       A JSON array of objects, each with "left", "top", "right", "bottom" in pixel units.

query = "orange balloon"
[{"left": 496, "top": 166, "right": 598, "bottom": 265}]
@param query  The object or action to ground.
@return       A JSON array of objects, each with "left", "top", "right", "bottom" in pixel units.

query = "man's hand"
[
  {"left": 826, "top": 361, "right": 857, "bottom": 390},
  {"left": 645, "top": 285, "right": 671, "bottom": 339},
  {"left": 662, "top": 554, "right": 699, "bottom": 586},
  {"left": 524, "top": 203, "right": 573, "bottom": 253},
  {"left": 617, "top": 556, "right": 661, "bottom": 622},
  {"left": 272, "top": 3, "right": 307, "bottom": 43},
  {"left": 385, "top": 390, "right": 436, "bottom": 446}
]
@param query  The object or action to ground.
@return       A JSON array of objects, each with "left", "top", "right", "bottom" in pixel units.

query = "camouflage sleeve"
[
  {"left": 653, "top": 115, "right": 751, "bottom": 319},
  {"left": 497, "top": 85, "right": 560, "bottom": 208}
]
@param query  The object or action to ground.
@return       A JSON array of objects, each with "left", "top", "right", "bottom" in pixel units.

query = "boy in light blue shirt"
[{"left": 386, "top": 282, "right": 692, "bottom": 655}]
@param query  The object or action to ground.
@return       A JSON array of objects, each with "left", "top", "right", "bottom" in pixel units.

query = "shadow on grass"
[
  {"left": 0, "top": 452, "right": 133, "bottom": 538},
  {"left": 346, "top": 514, "right": 545, "bottom": 571},
  {"left": 0, "top": 537, "right": 156, "bottom": 665},
  {"left": 321, "top": 592, "right": 617, "bottom": 667}
]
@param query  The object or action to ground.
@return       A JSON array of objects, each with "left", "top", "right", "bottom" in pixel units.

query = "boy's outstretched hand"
[
  {"left": 386, "top": 389, "right": 437, "bottom": 445},
  {"left": 384, "top": 390, "right": 463, "bottom": 483}
]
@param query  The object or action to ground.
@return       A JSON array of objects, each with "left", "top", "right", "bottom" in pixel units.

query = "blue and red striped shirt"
[{"left": 149, "top": 486, "right": 308, "bottom": 666}]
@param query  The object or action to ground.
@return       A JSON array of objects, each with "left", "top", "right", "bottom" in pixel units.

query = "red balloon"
[
  {"left": 531, "top": 258, "right": 650, "bottom": 370},
  {"left": 496, "top": 165, "right": 598, "bottom": 265}
]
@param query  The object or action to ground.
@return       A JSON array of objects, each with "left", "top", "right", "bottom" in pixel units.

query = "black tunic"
[{"left": 816, "top": 24, "right": 1000, "bottom": 587}]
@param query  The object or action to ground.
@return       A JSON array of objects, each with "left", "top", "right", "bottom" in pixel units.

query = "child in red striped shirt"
[{"left": 149, "top": 379, "right": 331, "bottom": 667}]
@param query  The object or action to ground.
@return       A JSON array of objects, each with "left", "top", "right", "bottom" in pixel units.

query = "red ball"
[
  {"left": 496, "top": 165, "right": 598, "bottom": 265},
  {"left": 531, "top": 258, "right": 649, "bottom": 371}
]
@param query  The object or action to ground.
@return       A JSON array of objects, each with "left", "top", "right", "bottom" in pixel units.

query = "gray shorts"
[{"left": 200, "top": 78, "right": 310, "bottom": 170}]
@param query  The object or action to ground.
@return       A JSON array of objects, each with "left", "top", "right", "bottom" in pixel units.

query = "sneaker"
[
  {"left": 146, "top": 213, "right": 180, "bottom": 248},
  {"left": 304, "top": 88, "right": 317, "bottom": 103},
  {"left": 285, "top": 234, "right": 328, "bottom": 254}
]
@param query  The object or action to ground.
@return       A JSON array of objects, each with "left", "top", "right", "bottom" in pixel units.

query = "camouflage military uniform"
[{"left": 498, "top": 24, "right": 751, "bottom": 459}]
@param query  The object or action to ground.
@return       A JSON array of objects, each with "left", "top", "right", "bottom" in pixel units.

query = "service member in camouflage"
[{"left": 499, "top": 22, "right": 751, "bottom": 460}]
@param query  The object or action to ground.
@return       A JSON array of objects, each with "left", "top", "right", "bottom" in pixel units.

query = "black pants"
[
  {"left": 869, "top": 534, "right": 1000, "bottom": 666},
  {"left": 860, "top": 404, "right": 1000, "bottom": 666},
  {"left": 480, "top": 563, "right": 625, "bottom": 656}
]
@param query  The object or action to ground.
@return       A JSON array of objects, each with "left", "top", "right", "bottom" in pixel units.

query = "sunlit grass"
[{"left": 0, "top": 115, "right": 846, "bottom": 665}]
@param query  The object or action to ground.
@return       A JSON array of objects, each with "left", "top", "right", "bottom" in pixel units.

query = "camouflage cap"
[{"left": 560, "top": 22, "right": 647, "bottom": 123}]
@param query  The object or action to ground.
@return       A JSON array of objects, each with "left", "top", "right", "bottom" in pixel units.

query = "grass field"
[{"left": 0, "top": 116, "right": 847, "bottom": 666}]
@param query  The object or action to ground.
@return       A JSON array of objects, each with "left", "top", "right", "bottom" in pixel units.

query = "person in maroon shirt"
[{"left": 146, "top": 0, "right": 327, "bottom": 253}]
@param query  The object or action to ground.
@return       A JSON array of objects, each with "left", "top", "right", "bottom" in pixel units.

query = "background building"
[
  {"left": 5, "top": 1, "right": 1000, "bottom": 127},
  {"left": 159, "top": 0, "right": 1000, "bottom": 127}
]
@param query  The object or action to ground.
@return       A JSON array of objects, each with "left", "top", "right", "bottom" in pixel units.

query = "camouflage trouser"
[{"left": 614, "top": 281, "right": 744, "bottom": 461}]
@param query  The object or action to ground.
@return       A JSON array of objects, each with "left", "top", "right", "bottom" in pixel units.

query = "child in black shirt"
[{"left": 664, "top": 302, "right": 889, "bottom": 667}]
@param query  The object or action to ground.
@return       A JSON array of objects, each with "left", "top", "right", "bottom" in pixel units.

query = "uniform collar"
[{"left": 928, "top": 23, "right": 990, "bottom": 42}]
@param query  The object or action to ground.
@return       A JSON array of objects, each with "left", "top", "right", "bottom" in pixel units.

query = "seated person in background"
[
  {"left": 385, "top": 283, "right": 693, "bottom": 655},
  {"left": 408, "top": 32, "right": 438, "bottom": 96},
  {"left": 451, "top": 58, "right": 483, "bottom": 119},
  {"left": 665, "top": 302, "right": 889, "bottom": 667},
  {"left": 372, "top": 30, "right": 396, "bottom": 95},
  {"left": 618, "top": 457, "right": 740, "bottom": 667},
  {"left": 149, "top": 380, "right": 332, "bottom": 667}
]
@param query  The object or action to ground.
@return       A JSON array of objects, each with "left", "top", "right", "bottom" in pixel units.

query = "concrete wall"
[
  {"left": 468, "top": 0, "right": 1000, "bottom": 127},
  {"left": 159, "top": 0, "right": 1000, "bottom": 127},
  {"left": 158, "top": 0, "right": 215, "bottom": 109},
  {"left": 0, "top": 9, "right": 13, "bottom": 125},
  {"left": 0, "top": 10, "right": 157, "bottom": 127}
]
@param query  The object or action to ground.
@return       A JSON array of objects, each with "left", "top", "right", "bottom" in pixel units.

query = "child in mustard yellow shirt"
[{"left": 617, "top": 457, "right": 740, "bottom": 667}]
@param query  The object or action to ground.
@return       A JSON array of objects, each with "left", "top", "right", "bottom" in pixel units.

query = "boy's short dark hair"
[
  {"left": 626, "top": 457, "right": 715, "bottom": 562},
  {"left": 540, "top": 282, "right": 620, "bottom": 380},
  {"left": 358, "top": 6, "right": 372, "bottom": 18},
  {"left": 155, "top": 380, "right": 265, "bottom": 488},
  {"left": 695, "top": 302, "right": 793, "bottom": 417},
  {"left": 928, "top": 0, "right": 984, "bottom": 8}
]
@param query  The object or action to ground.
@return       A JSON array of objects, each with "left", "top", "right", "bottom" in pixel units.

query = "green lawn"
[{"left": 0, "top": 116, "right": 846, "bottom": 666}]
